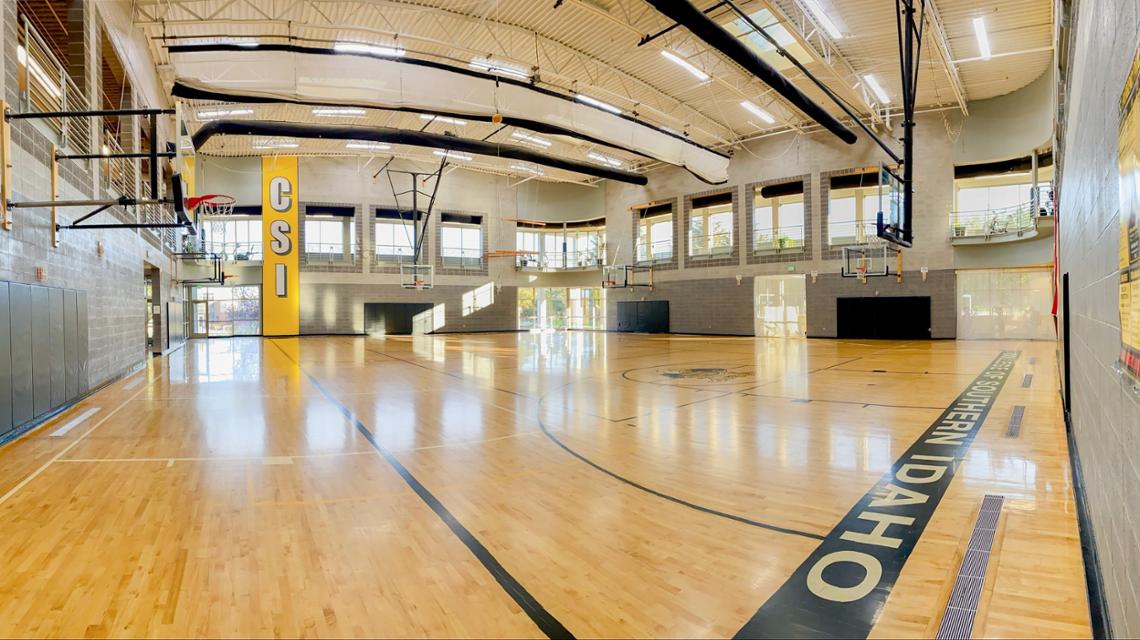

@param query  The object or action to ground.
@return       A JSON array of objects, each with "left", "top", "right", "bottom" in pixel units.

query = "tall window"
[
  {"left": 754, "top": 184, "right": 805, "bottom": 253},
  {"left": 202, "top": 217, "right": 262, "bottom": 260},
  {"left": 689, "top": 193, "right": 734, "bottom": 257},
  {"left": 516, "top": 228, "right": 542, "bottom": 269},
  {"left": 375, "top": 221, "right": 415, "bottom": 261},
  {"left": 441, "top": 221, "right": 482, "bottom": 267},
  {"left": 304, "top": 216, "right": 355, "bottom": 256},
  {"left": 637, "top": 211, "right": 673, "bottom": 263},
  {"left": 827, "top": 174, "right": 880, "bottom": 246},
  {"left": 517, "top": 226, "right": 605, "bottom": 270},
  {"left": 950, "top": 166, "right": 1054, "bottom": 238}
]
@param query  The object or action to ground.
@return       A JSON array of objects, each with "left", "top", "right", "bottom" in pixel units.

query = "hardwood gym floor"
[{"left": 0, "top": 334, "right": 1090, "bottom": 638}]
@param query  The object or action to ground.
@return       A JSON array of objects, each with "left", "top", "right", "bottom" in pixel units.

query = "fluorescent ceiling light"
[
  {"left": 345, "top": 141, "right": 391, "bottom": 151},
  {"left": 739, "top": 100, "right": 776, "bottom": 124},
  {"left": 196, "top": 108, "right": 254, "bottom": 120},
  {"left": 576, "top": 93, "right": 622, "bottom": 115},
  {"left": 312, "top": 107, "right": 366, "bottom": 117},
  {"left": 587, "top": 152, "right": 623, "bottom": 168},
  {"left": 253, "top": 139, "right": 299, "bottom": 150},
  {"left": 801, "top": 0, "right": 844, "bottom": 40},
  {"left": 510, "top": 131, "right": 552, "bottom": 148},
  {"left": 972, "top": 17, "right": 992, "bottom": 60},
  {"left": 333, "top": 42, "right": 405, "bottom": 57},
  {"left": 509, "top": 164, "right": 545, "bottom": 176},
  {"left": 660, "top": 50, "right": 710, "bottom": 81},
  {"left": 863, "top": 74, "right": 891, "bottom": 104},
  {"left": 469, "top": 57, "right": 530, "bottom": 80},
  {"left": 420, "top": 114, "right": 467, "bottom": 126},
  {"left": 433, "top": 150, "right": 473, "bottom": 162}
]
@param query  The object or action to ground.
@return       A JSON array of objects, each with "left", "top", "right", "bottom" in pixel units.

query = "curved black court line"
[
  {"left": 269, "top": 340, "right": 574, "bottom": 640},
  {"left": 362, "top": 344, "right": 826, "bottom": 540}
]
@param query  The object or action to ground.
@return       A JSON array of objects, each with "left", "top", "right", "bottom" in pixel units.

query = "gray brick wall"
[
  {"left": 1057, "top": 0, "right": 1140, "bottom": 636},
  {"left": 805, "top": 269, "right": 956, "bottom": 338},
  {"left": 300, "top": 282, "right": 517, "bottom": 334},
  {"left": 605, "top": 276, "right": 754, "bottom": 335}
]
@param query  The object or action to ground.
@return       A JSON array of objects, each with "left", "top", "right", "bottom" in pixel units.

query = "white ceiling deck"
[{"left": 133, "top": 0, "right": 1054, "bottom": 182}]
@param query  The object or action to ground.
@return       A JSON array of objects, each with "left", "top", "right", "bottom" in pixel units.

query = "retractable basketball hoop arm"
[
  {"left": 0, "top": 106, "right": 195, "bottom": 245},
  {"left": 385, "top": 159, "right": 447, "bottom": 266}
]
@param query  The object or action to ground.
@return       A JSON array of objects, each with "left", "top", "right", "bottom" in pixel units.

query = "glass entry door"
[{"left": 190, "top": 286, "right": 262, "bottom": 337}]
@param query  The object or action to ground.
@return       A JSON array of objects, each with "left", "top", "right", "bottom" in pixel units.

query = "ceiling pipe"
[
  {"left": 192, "top": 119, "right": 649, "bottom": 185},
  {"left": 642, "top": 0, "right": 858, "bottom": 146}
]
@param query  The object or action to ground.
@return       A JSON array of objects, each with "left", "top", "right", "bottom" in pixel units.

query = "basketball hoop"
[{"left": 185, "top": 194, "right": 236, "bottom": 217}]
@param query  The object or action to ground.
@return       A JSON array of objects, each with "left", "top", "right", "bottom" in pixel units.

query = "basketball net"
[{"left": 186, "top": 194, "right": 236, "bottom": 216}]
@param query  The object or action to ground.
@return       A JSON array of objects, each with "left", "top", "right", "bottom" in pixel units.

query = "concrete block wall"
[
  {"left": 605, "top": 277, "right": 754, "bottom": 336},
  {"left": 301, "top": 281, "right": 518, "bottom": 334},
  {"left": 1057, "top": 0, "right": 1140, "bottom": 636},
  {"left": 0, "top": 2, "right": 181, "bottom": 389},
  {"left": 806, "top": 270, "right": 957, "bottom": 338}
]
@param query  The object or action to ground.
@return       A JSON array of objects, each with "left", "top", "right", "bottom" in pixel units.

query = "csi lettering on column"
[{"left": 262, "top": 156, "right": 300, "bottom": 336}]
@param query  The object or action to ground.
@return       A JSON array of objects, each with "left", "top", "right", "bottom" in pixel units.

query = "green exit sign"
[{"left": 786, "top": 264, "right": 795, "bottom": 272}]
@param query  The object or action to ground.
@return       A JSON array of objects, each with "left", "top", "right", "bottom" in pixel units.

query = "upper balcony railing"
[
  {"left": 17, "top": 15, "right": 91, "bottom": 157},
  {"left": 753, "top": 224, "right": 806, "bottom": 254},
  {"left": 827, "top": 221, "right": 880, "bottom": 247},
  {"left": 202, "top": 241, "right": 263, "bottom": 262},
  {"left": 949, "top": 202, "right": 1037, "bottom": 240},
  {"left": 688, "top": 231, "right": 734, "bottom": 257},
  {"left": 635, "top": 239, "right": 674, "bottom": 264},
  {"left": 516, "top": 249, "right": 604, "bottom": 271}
]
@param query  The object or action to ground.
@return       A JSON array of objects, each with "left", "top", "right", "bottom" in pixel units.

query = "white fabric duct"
[{"left": 170, "top": 47, "right": 731, "bottom": 184}]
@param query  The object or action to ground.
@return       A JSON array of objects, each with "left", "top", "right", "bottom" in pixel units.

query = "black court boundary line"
[
  {"left": 269, "top": 340, "right": 573, "bottom": 639},
  {"left": 362, "top": 344, "right": 827, "bottom": 540},
  {"left": 733, "top": 350, "right": 1021, "bottom": 639}
]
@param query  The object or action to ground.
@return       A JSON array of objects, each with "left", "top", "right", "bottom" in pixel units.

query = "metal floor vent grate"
[
  {"left": 1021, "top": 374, "right": 1033, "bottom": 388},
  {"left": 936, "top": 494, "right": 1005, "bottom": 640},
  {"left": 1006, "top": 406, "right": 1026, "bottom": 437}
]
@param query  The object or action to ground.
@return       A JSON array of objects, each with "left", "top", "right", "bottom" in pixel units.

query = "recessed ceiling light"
[
  {"left": 660, "top": 50, "right": 710, "bottom": 81},
  {"left": 420, "top": 114, "right": 468, "bottom": 126},
  {"left": 862, "top": 74, "right": 891, "bottom": 104},
  {"left": 433, "top": 150, "right": 473, "bottom": 161},
  {"left": 739, "top": 100, "right": 776, "bottom": 124},
  {"left": 972, "top": 17, "right": 992, "bottom": 60},
  {"left": 312, "top": 107, "right": 367, "bottom": 117},
  {"left": 469, "top": 57, "right": 530, "bottom": 80},
  {"left": 196, "top": 108, "right": 254, "bottom": 120},
  {"left": 333, "top": 42, "right": 405, "bottom": 57},
  {"left": 801, "top": 0, "right": 844, "bottom": 40},
  {"left": 576, "top": 93, "right": 622, "bottom": 115}
]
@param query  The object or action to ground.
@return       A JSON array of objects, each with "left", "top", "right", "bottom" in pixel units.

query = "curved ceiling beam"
[
  {"left": 168, "top": 44, "right": 730, "bottom": 183},
  {"left": 192, "top": 120, "right": 650, "bottom": 185},
  {"left": 643, "top": 0, "right": 858, "bottom": 146},
  {"left": 173, "top": 79, "right": 723, "bottom": 184}
]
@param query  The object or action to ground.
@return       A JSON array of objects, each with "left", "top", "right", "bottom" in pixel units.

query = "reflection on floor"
[{"left": 0, "top": 334, "right": 1090, "bottom": 638}]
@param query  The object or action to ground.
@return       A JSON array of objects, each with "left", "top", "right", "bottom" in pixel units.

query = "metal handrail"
[
  {"left": 202, "top": 240, "right": 263, "bottom": 261},
  {"left": 516, "top": 249, "right": 604, "bottom": 271},
  {"left": 753, "top": 224, "right": 806, "bottom": 253},
  {"left": 949, "top": 202, "right": 1037, "bottom": 239},
  {"left": 827, "top": 221, "right": 880, "bottom": 246},
  {"left": 17, "top": 14, "right": 91, "bottom": 156},
  {"left": 688, "top": 231, "right": 734, "bottom": 257},
  {"left": 635, "top": 238, "right": 674, "bottom": 263}
]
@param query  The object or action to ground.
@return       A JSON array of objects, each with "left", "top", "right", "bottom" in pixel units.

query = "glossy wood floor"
[{"left": 0, "top": 333, "right": 1091, "bottom": 638}]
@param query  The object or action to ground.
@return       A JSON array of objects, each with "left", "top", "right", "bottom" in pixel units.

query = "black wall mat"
[
  {"left": 30, "top": 286, "right": 51, "bottom": 417},
  {"left": 64, "top": 291, "right": 78, "bottom": 399},
  {"left": 49, "top": 289, "right": 65, "bottom": 409},
  {"left": 364, "top": 303, "right": 434, "bottom": 335},
  {"left": 837, "top": 296, "right": 932, "bottom": 339},
  {"left": 8, "top": 284, "right": 32, "bottom": 426},
  {"left": 615, "top": 301, "right": 670, "bottom": 333},
  {"left": 77, "top": 291, "right": 88, "bottom": 393},
  {"left": 0, "top": 283, "right": 11, "bottom": 437}
]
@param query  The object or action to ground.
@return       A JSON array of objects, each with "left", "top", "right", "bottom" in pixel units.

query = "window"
[
  {"left": 516, "top": 229, "right": 542, "bottom": 268},
  {"left": 827, "top": 184, "right": 879, "bottom": 246},
  {"left": 202, "top": 217, "right": 263, "bottom": 260},
  {"left": 517, "top": 226, "right": 605, "bottom": 270},
  {"left": 689, "top": 197, "right": 734, "bottom": 257},
  {"left": 951, "top": 166, "right": 1054, "bottom": 238},
  {"left": 441, "top": 222, "right": 482, "bottom": 267},
  {"left": 192, "top": 285, "right": 261, "bottom": 337},
  {"left": 753, "top": 188, "right": 805, "bottom": 253},
  {"left": 518, "top": 287, "right": 606, "bottom": 330},
  {"left": 637, "top": 213, "right": 673, "bottom": 262},
  {"left": 304, "top": 216, "right": 355, "bottom": 256},
  {"left": 375, "top": 221, "right": 415, "bottom": 261}
]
